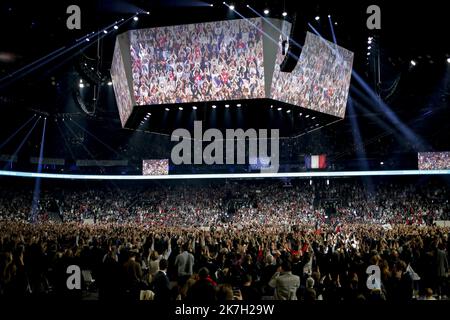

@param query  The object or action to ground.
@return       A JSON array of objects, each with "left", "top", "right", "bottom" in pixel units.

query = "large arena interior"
[{"left": 0, "top": 0, "right": 449, "bottom": 314}]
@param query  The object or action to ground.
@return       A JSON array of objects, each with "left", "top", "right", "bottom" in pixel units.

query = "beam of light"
[
  {"left": 42, "top": 15, "right": 135, "bottom": 77},
  {"left": 3, "top": 118, "right": 40, "bottom": 170},
  {"left": 327, "top": 15, "right": 337, "bottom": 45},
  {"left": 0, "top": 17, "right": 132, "bottom": 88},
  {"left": 56, "top": 121, "right": 77, "bottom": 161},
  {"left": 29, "top": 118, "right": 47, "bottom": 222},
  {"left": 347, "top": 97, "right": 374, "bottom": 194},
  {"left": 0, "top": 115, "right": 35, "bottom": 150},
  {"left": 247, "top": 5, "right": 303, "bottom": 49},
  {"left": 223, "top": 3, "right": 300, "bottom": 60},
  {"left": 0, "top": 47, "right": 66, "bottom": 84},
  {"left": 69, "top": 119, "right": 120, "bottom": 156},
  {"left": 0, "top": 170, "right": 448, "bottom": 180}
]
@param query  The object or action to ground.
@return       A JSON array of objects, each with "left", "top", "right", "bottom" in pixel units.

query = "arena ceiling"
[{"left": 0, "top": 0, "right": 448, "bottom": 167}]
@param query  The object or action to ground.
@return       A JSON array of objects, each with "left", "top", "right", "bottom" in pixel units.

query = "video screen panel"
[
  {"left": 142, "top": 159, "right": 169, "bottom": 175},
  {"left": 129, "top": 18, "right": 265, "bottom": 105},
  {"left": 111, "top": 40, "right": 134, "bottom": 127},
  {"left": 418, "top": 152, "right": 450, "bottom": 170},
  {"left": 271, "top": 31, "right": 353, "bottom": 118}
]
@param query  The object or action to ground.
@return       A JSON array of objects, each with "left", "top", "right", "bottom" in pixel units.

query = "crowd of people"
[
  {"left": 0, "top": 178, "right": 449, "bottom": 301},
  {"left": 271, "top": 31, "right": 353, "bottom": 118},
  {"left": 129, "top": 18, "right": 266, "bottom": 106}
]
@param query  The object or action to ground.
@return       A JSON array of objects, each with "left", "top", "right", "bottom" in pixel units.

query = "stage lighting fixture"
[
  {"left": 310, "top": 179, "right": 313, "bottom": 185},
  {"left": 113, "top": 25, "right": 118, "bottom": 30},
  {"left": 264, "top": 9, "right": 269, "bottom": 15},
  {"left": 133, "top": 16, "right": 139, "bottom": 21},
  {"left": 380, "top": 161, "right": 384, "bottom": 165},
  {"left": 368, "top": 46, "right": 371, "bottom": 50},
  {"left": 305, "top": 114, "right": 310, "bottom": 118},
  {"left": 326, "top": 179, "right": 329, "bottom": 185},
  {"left": 236, "top": 103, "right": 242, "bottom": 107},
  {"left": 107, "top": 81, "right": 112, "bottom": 86},
  {"left": 210, "top": 4, "right": 214, "bottom": 7},
  {"left": 165, "top": 107, "right": 170, "bottom": 111},
  {"left": 447, "top": 58, "right": 450, "bottom": 63},
  {"left": 286, "top": 110, "right": 291, "bottom": 113},
  {"left": 327, "top": 14, "right": 331, "bottom": 18},
  {"left": 367, "top": 52, "right": 371, "bottom": 56},
  {"left": 334, "top": 22, "right": 338, "bottom": 25},
  {"left": 146, "top": 11, "right": 150, "bottom": 15},
  {"left": 179, "top": 107, "right": 183, "bottom": 111},
  {"left": 270, "top": 105, "right": 273, "bottom": 109},
  {"left": 315, "top": 16, "right": 320, "bottom": 21},
  {"left": 225, "top": 104, "right": 230, "bottom": 108},
  {"left": 229, "top": 4, "right": 235, "bottom": 11},
  {"left": 86, "top": 38, "right": 90, "bottom": 42},
  {"left": 299, "top": 113, "right": 302, "bottom": 116},
  {"left": 277, "top": 107, "right": 282, "bottom": 111},
  {"left": 79, "top": 83, "right": 84, "bottom": 88},
  {"left": 410, "top": 60, "right": 416, "bottom": 66},
  {"left": 146, "top": 112, "right": 151, "bottom": 116},
  {"left": 103, "top": 30, "right": 108, "bottom": 34},
  {"left": 312, "top": 116, "right": 316, "bottom": 119},
  {"left": 192, "top": 106, "right": 197, "bottom": 110},
  {"left": 282, "top": 12, "right": 287, "bottom": 17}
]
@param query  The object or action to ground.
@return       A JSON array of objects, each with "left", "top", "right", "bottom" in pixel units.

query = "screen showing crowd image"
[
  {"left": 111, "top": 18, "right": 354, "bottom": 123},
  {"left": 142, "top": 159, "right": 169, "bottom": 175},
  {"left": 111, "top": 40, "right": 134, "bottom": 127},
  {"left": 129, "top": 18, "right": 265, "bottom": 105},
  {"left": 271, "top": 31, "right": 353, "bottom": 119},
  {"left": 418, "top": 152, "right": 450, "bottom": 170}
]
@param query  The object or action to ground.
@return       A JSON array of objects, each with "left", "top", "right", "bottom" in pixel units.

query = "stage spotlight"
[
  {"left": 179, "top": 107, "right": 183, "bottom": 111},
  {"left": 380, "top": 161, "right": 384, "bottom": 165},
  {"left": 315, "top": 16, "right": 320, "bottom": 21},
  {"left": 327, "top": 14, "right": 331, "bottom": 18},
  {"left": 211, "top": 105, "right": 217, "bottom": 109},
  {"left": 79, "top": 79, "right": 83, "bottom": 83},
  {"left": 79, "top": 83, "right": 84, "bottom": 88},
  {"left": 107, "top": 81, "right": 112, "bottom": 86},
  {"left": 146, "top": 11, "right": 150, "bottom": 15},
  {"left": 410, "top": 60, "right": 416, "bottom": 66},
  {"left": 229, "top": 4, "right": 235, "bottom": 11},
  {"left": 236, "top": 103, "right": 241, "bottom": 107},
  {"left": 210, "top": 4, "right": 214, "bottom": 7},
  {"left": 326, "top": 179, "right": 329, "bottom": 185},
  {"left": 305, "top": 114, "right": 310, "bottom": 118},
  {"left": 447, "top": 58, "right": 450, "bottom": 64},
  {"left": 286, "top": 110, "right": 291, "bottom": 114},
  {"left": 113, "top": 25, "right": 118, "bottom": 30},
  {"left": 367, "top": 52, "right": 371, "bottom": 56},
  {"left": 192, "top": 106, "right": 197, "bottom": 110},
  {"left": 86, "top": 38, "right": 90, "bottom": 42},
  {"left": 165, "top": 107, "right": 170, "bottom": 111},
  {"left": 368, "top": 46, "right": 371, "bottom": 50},
  {"left": 264, "top": 9, "right": 269, "bottom": 15},
  {"left": 334, "top": 22, "right": 338, "bottom": 25},
  {"left": 270, "top": 105, "right": 273, "bottom": 109},
  {"left": 312, "top": 116, "right": 316, "bottom": 119},
  {"left": 299, "top": 113, "right": 302, "bottom": 116},
  {"left": 277, "top": 107, "right": 282, "bottom": 111},
  {"left": 310, "top": 179, "right": 313, "bottom": 185},
  {"left": 225, "top": 104, "right": 229, "bottom": 108},
  {"left": 133, "top": 16, "right": 139, "bottom": 21},
  {"left": 282, "top": 12, "right": 287, "bottom": 17},
  {"left": 146, "top": 112, "right": 151, "bottom": 116}
]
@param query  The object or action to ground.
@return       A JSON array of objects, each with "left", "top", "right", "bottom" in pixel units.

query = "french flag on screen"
[{"left": 305, "top": 155, "right": 327, "bottom": 169}]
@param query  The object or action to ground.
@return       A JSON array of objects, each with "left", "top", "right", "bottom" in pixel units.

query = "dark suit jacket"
[{"left": 152, "top": 271, "right": 171, "bottom": 301}]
